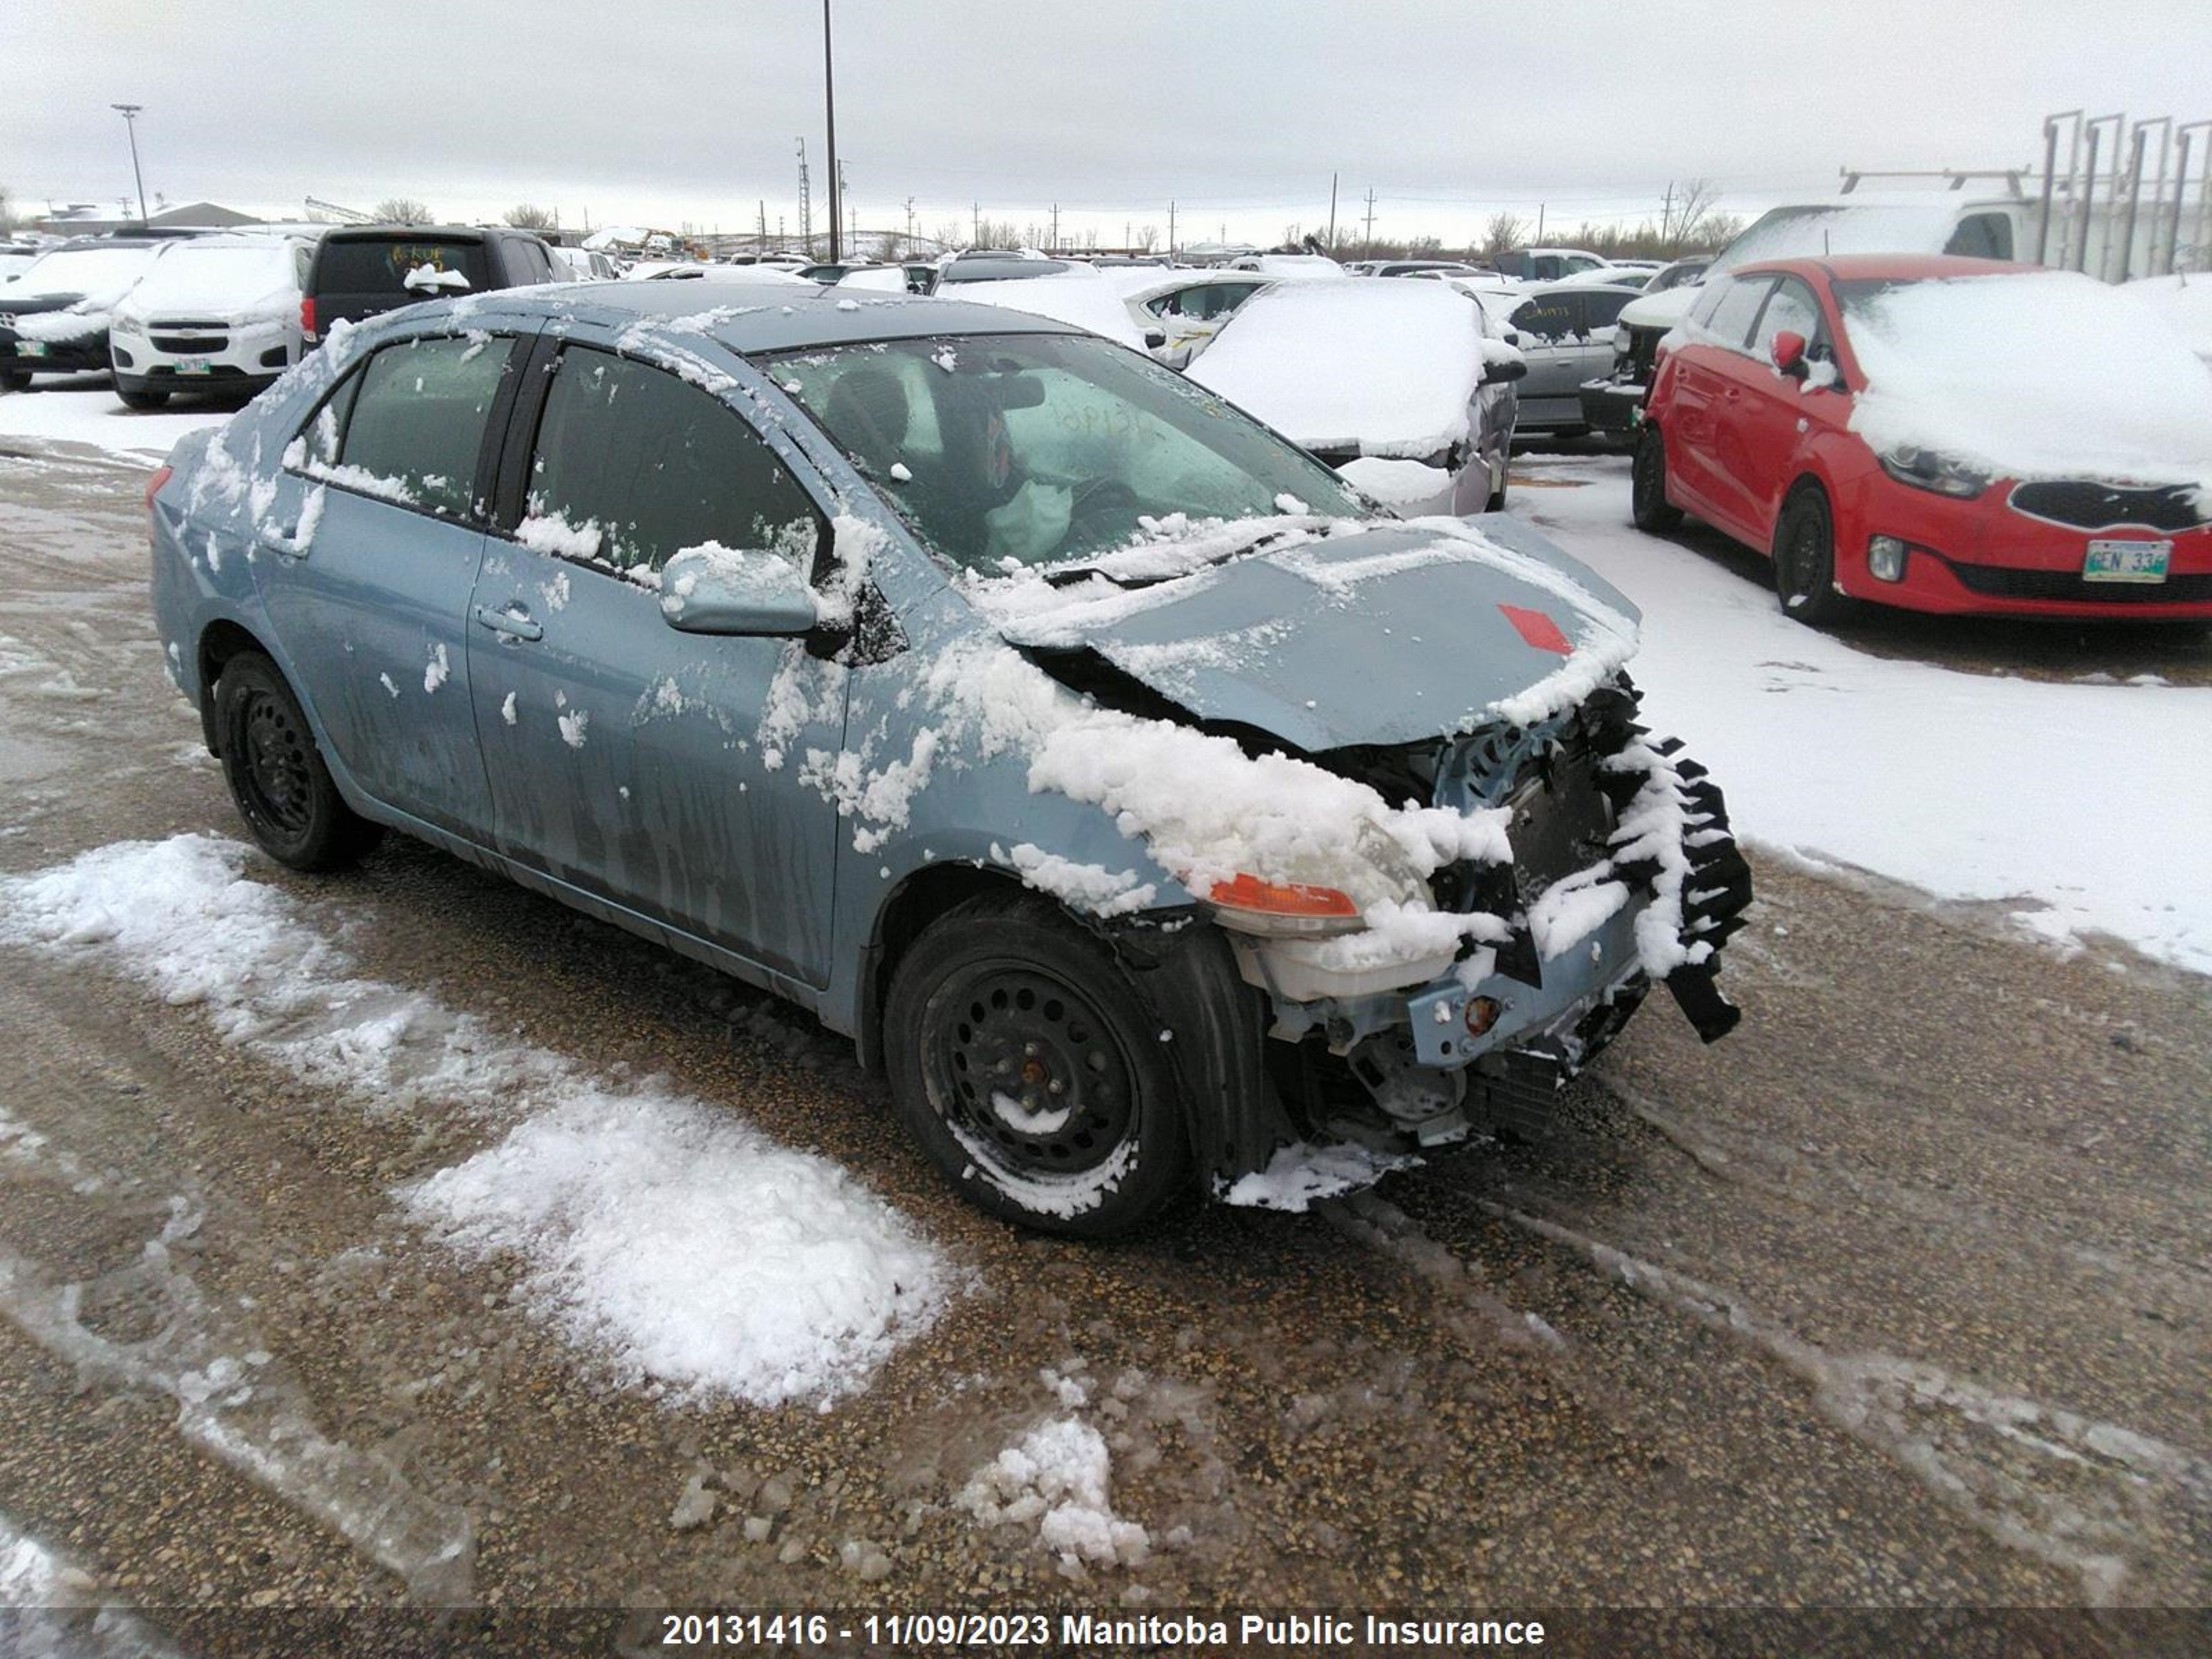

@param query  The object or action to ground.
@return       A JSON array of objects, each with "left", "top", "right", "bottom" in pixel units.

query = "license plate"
[
  {"left": 173, "top": 357, "right": 214, "bottom": 376},
  {"left": 2083, "top": 539, "right": 2171, "bottom": 583},
  {"left": 17, "top": 341, "right": 46, "bottom": 358}
]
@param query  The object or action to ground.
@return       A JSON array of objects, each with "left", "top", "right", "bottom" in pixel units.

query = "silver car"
[
  {"left": 1501, "top": 281, "right": 1644, "bottom": 434},
  {"left": 149, "top": 280, "right": 1749, "bottom": 1234}
]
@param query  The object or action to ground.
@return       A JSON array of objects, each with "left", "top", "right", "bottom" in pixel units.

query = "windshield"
[
  {"left": 12, "top": 245, "right": 162, "bottom": 301},
  {"left": 124, "top": 245, "right": 298, "bottom": 311},
  {"left": 767, "top": 333, "right": 1366, "bottom": 572}
]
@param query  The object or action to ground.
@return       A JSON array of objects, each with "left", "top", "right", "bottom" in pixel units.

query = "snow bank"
[
  {"left": 0, "top": 384, "right": 226, "bottom": 462},
  {"left": 1221, "top": 1141, "right": 1420, "bottom": 1211},
  {"left": 955, "top": 1416, "right": 1149, "bottom": 1569},
  {"left": 1844, "top": 271, "right": 2212, "bottom": 495},
  {"left": 1188, "top": 281, "right": 1486, "bottom": 459},
  {"left": 0, "top": 836, "right": 955, "bottom": 1406}
]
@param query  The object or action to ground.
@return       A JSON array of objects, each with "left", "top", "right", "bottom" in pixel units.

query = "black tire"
[
  {"left": 115, "top": 379, "right": 169, "bottom": 411},
  {"left": 1631, "top": 421, "right": 1683, "bottom": 532},
  {"left": 1484, "top": 455, "right": 1509, "bottom": 513},
  {"left": 0, "top": 369, "right": 32, "bottom": 394},
  {"left": 1772, "top": 484, "right": 1853, "bottom": 627},
  {"left": 884, "top": 894, "right": 1190, "bottom": 1237},
  {"left": 214, "top": 651, "right": 383, "bottom": 872}
]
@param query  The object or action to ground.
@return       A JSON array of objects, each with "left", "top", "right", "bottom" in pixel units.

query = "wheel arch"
[
  {"left": 855, "top": 861, "right": 1035, "bottom": 1074},
  {"left": 196, "top": 616, "right": 276, "bottom": 758}
]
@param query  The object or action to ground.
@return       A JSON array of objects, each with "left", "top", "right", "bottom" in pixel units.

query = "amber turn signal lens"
[
  {"left": 1208, "top": 874, "right": 1359, "bottom": 918},
  {"left": 1464, "top": 996, "right": 1501, "bottom": 1038}
]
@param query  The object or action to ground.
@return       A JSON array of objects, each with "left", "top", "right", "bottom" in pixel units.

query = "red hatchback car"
[{"left": 1633, "top": 254, "right": 2212, "bottom": 624}]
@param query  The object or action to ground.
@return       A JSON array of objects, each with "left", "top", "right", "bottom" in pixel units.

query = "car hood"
[
  {"left": 1619, "top": 284, "right": 1700, "bottom": 331},
  {"left": 990, "top": 516, "right": 1641, "bottom": 752},
  {"left": 0, "top": 292, "right": 95, "bottom": 320}
]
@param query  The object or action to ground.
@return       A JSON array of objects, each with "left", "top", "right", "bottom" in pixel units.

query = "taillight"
[
  {"left": 300, "top": 296, "right": 317, "bottom": 339},
  {"left": 1206, "top": 873, "right": 1363, "bottom": 937},
  {"left": 145, "top": 464, "right": 173, "bottom": 516}
]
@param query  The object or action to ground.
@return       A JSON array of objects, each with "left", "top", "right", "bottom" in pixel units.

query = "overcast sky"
[{"left": 10, "top": 1, "right": 2211, "bottom": 248}]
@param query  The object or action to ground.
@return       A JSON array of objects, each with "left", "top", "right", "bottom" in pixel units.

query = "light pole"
[
  {"left": 112, "top": 103, "right": 148, "bottom": 225},
  {"left": 822, "top": 1, "right": 841, "bottom": 263}
]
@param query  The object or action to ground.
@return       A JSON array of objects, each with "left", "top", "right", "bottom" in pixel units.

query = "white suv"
[{"left": 107, "top": 234, "right": 315, "bottom": 409}]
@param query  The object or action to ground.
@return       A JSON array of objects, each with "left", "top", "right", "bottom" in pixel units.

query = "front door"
[
  {"left": 258, "top": 331, "right": 522, "bottom": 834},
  {"left": 465, "top": 341, "right": 847, "bottom": 984}
]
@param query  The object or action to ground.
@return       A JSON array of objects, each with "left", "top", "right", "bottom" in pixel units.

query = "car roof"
[
  {"left": 321, "top": 224, "right": 521, "bottom": 244},
  {"left": 1510, "top": 278, "right": 1647, "bottom": 298},
  {"left": 1730, "top": 253, "right": 2034, "bottom": 283},
  {"left": 410, "top": 280, "right": 1076, "bottom": 354}
]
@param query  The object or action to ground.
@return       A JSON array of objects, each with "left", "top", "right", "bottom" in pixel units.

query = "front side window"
[
  {"left": 1700, "top": 277, "right": 1777, "bottom": 351},
  {"left": 335, "top": 335, "right": 511, "bottom": 517},
  {"left": 524, "top": 348, "right": 823, "bottom": 577},
  {"left": 1755, "top": 277, "right": 1828, "bottom": 357},
  {"left": 1580, "top": 290, "right": 1635, "bottom": 332},
  {"left": 1946, "top": 214, "right": 2014, "bottom": 261},
  {"left": 771, "top": 332, "right": 1366, "bottom": 572}
]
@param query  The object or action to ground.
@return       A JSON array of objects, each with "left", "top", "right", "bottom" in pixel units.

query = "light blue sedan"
[{"left": 149, "top": 280, "right": 1750, "bottom": 1234}]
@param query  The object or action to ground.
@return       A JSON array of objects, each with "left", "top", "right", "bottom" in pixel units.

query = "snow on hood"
[
  {"left": 950, "top": 270, "right": 1148, "bottom": 349},
  {"left": 2128, "top": 272, "right": 2212, "bottom": 366},
  {"left": 3, "top": 244, "right": 162, "bottom": 308},
  {"left": 111, "top": 243, "right": 299, "bottom": 324},
  {"left": 1844, "top": 271, "right": 2212, "bottom": 494},
  {"left": 1622, "top": 282, "right": 1701, "bottom": 332},
  {"left": 969, "top": 513, "right": 1640, "bottom": 751},
  {"left": 1187, "top": 280, "right": 1488, "bottom": 460}
]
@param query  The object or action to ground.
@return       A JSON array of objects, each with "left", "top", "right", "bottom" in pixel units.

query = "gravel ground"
[{"left": 0, "top": 438, "right": 2204, "bottom": 1657}]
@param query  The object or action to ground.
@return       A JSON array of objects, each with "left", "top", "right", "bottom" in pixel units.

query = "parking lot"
[{"left": 0, "top": 395, "right": 2206, "bottom": 1651}]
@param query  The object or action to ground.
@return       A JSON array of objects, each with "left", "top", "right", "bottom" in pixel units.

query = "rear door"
[
  {"left": 260, "top": 330, "right": 524, "bottom": 834},
  {"left": 1663, "top": 276, "right": 1774, "bottom": 530},
  {"left": 465, "top": 339, "right": 847, "bottom": 984},
  {"left": 308, "top": 236, "right": 491, "bottom": 339}
]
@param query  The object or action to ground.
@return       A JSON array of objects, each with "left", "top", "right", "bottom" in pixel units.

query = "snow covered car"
[
  {"left": 1189, "top": 279, "right": 1528, "bottom": 514},
  {"left": 107, "top": 234, "right": 317, "bottom": 409},
  {"left": 1635, "top": 255, "right": 2212, "bottom": 623},
  {"left": 0, "top": 236, "right": 171, "bottom": 389},
  {"left": 147, "top": 280, "right": 1750, "bottom": 1235},
  {"left": 1126, "top": 272, "right": 1272, "bottom": 368}
]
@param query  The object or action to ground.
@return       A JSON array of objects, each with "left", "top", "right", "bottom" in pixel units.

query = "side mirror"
[
  {"left": 1769, "top": 330, "right": 1808, "bottom": 379},
  {"left": 659, "top": 547, "right": 821, "bottom": 637},
  {"left": 1483, "top": 355, "right": 1528, "bottom": 384}
]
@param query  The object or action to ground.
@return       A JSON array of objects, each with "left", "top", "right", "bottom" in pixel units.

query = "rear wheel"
[
  {"left": 214, "top": 651, "right": 383, "bottom": 872},
  {"left": 1772, "top": 485, "right": 1853, "bottom": 627},
  {"left": 884, "top": 895, "right": 1190, "bottom": 1237},
  {"left": 1631, "top": 422, "right": 1683, "bottom": 532}
]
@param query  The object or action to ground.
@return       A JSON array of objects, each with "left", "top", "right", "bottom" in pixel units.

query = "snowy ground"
[
  {"left": 1514, "top": 453, "right": 2212, "bottom": 975},
  {"left": 0, "top": 378, "right": 234, "bottom": 464}
]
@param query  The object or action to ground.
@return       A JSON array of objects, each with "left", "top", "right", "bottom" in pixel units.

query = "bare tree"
[
  {"left": 1667, "top": 177, "right": 1725, "bottom": 244},
  {"left": 1136, "top": 223, "right": 1159, "bottom": 254},
  {"left": 370, "top": 197, "right": 434, "bottom": 224},
  {"left": 0, "top": 184, "right": 15, "bottom": 236},
  {"left": 505, "top": 203, "right": 556, "bottom": 231},
  {"left": 1482, "top": 212, "right": 1527, "bottom": 257}
]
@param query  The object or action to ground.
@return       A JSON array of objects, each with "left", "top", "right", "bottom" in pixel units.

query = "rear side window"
[
  {"left": 1701, "top": 277, "right": 1777, "bottom": 350},
  {"left": 523, "top": 348, "right": 824, "bottom": 576},
  {"left": 1509, "top": 295, "right": 1577, "bottom": 341},
  {"left": 1946, "top": 213, "right": 2014, "bottom": 261},
  {"left": 335, "top": 335, "right": 511, "bottom": 518},
  {"left": 316, "top": 238, "right": 490, "bottom": 295}
]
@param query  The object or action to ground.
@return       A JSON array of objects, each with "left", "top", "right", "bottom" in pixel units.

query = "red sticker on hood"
[{"left": 1499, "top": 603, "right": 1573, "bottom": 655}]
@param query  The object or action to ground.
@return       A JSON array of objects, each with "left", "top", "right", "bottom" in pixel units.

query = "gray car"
[
  {"left": 1501, "top": 281, "right": 1645, "bottom": 434},
  {"left": 148, "top": 281, "right": 1750, "bottom": 1235}
]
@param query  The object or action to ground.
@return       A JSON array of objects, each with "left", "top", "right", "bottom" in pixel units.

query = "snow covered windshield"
[
  {"left": 770, "top": 334, "right": 1365, "bottom": 572},
  {"left": 1837, "top": 271, "right": 2212, "bottom": 489},
  {"left": 10, "top": 245, "right": 163, "bottom": 301},
  {"left": 123, "top": 244, "right": 298, "bottom": 311}
]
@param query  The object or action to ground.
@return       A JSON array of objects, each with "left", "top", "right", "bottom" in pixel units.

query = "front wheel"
[
  {"left": 1631, "top": 422, "right": 1683, "bottom": 532},
  {"left": 115, "top": 378, "right": 170, "bottom": 411},
  {"left": 1772, "top": 485, "right": 1853, "bottom": 627},
  {"left": 0, "top": 369, "right": 32, "bottom": 394},
  {"left": 883, "top": 895, "right": 1190, "bottom": 1237},
  {"left": 215, "top": 651, "right": 384, "bottom": 872}
]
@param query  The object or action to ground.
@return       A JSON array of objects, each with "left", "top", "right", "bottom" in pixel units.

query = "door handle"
[
  {"left": 257, "top": 524, "right": 304, "bottom": 557},
  {"left": 473, "top": 603, "right": 542, "bottom": 641}
]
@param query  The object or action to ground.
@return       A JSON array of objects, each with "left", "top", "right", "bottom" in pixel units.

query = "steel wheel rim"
[
  {"left": 923, "top": 959, "right": 1137, "bottom": 1181},
  {"left": 238, "top": 690, "right": 314, "bottom": 839}
]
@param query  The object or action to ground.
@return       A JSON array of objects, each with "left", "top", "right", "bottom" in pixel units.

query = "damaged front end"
[{"left": 1228, "top": 675, "right": 1751, "bottom": 1161}]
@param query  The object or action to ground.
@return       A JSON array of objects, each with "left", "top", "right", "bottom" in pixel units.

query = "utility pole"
[
  {"left": 904, "top": 195, "right": 915, "bottom": 252},
  {"left": 797, "top": 138, "right": 813, "bottom": 257},
  {"left": 757, "top": 198, "right": 768, "bottom": 256},
  {"left": 1167, "top": 200, "right": 1176, "bottom": 256},
  {"left": 1362, "top": 188, "right": 1376, "bottom": 247},
  {"left": 1049, "top": 203, "right": 1059, "bottom": 252},
  {"left": 822, "top": 0, "right": 841, "bottom": 262},
  {"left": 972, "top": 201, "right": 980, "bottom": 245},
  {"left": 111, "top": 104, "right": 148, "bottom": 224},
  {"left": 1536, "top": 203, "right": 1546, "bottom": 241},
  {"left": 1660, "top": 180, "right": 1674, "bottom": 243},
  {"left": 1327, "top": 172, "right": 1338, "bottom": 252}
]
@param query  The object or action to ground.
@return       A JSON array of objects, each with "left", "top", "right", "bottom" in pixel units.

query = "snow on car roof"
[
  {"left": 1841, "top": 268, "right": 2212, "bottom": 493},
  {"left": 1185, "top": 279, "right": 1487, "bottom": 458},
  {"left": 392, "top": 280, "right": 1076, "bottom": 356},
  {"left": 942, "top": 270, "right": 1150, "bottom": 348},
  {"left": 2128, "top": 272, "right": 2212, "bottom": 364}
]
